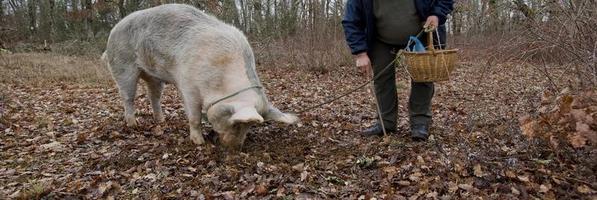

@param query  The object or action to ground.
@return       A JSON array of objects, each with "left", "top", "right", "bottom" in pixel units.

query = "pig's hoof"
[
  {"left": 154, "top": 114, "right": 165, "bottom": 123},
  {"left": 190, "top": 133, "right": 205, "bottom": 145},
  {"left": 125, "top": 117, "right": 138, "bottom": 127}
]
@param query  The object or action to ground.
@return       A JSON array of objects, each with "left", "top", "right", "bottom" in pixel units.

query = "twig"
[
  {"left": 533, "top": 55, "right": 560, "bottom": 92},
  {"left": 369, "top": 81, "right": 387, "bottom": 137},
  {"left": 526, "top": 166, "right": 597, "bottom": 189},
  {"left": 558, "top": 175, "right": 596, "bottom": 189}
]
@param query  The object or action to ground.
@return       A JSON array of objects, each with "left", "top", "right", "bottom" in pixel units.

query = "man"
[{"left": 342, "top": 0, "right": 453, "bottom": 140}]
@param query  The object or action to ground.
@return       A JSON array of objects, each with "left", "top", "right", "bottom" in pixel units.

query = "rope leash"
[
  {"left": 294, "top": 30, "right": 429, "bottom": 114},
  {"left": 293, "top": 59, "right": 397, "bottom": 114}
]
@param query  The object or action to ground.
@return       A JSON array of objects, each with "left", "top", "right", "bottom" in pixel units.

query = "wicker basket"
[{"left": 398, "top": 31, "right": 459, "bottom": 82}]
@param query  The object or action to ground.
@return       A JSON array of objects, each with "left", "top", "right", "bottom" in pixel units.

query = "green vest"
[{"left": 373, "top": 0, "right": 423, "bottom": 46}]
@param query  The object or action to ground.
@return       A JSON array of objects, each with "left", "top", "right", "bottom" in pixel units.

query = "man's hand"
[
  {"left": 424, "top": 15, "right": 439, "bottom": 32},
  {"left": 354, "top": 52, "right": 372, "bottom": 77}
]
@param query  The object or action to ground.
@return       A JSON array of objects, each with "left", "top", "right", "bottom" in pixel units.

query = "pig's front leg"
[
  {"left": 181, "top": 90, "right": 205, "bottom": 145},
  {"left": 189, "top": 113, "right": 204, "bottom": 145}
]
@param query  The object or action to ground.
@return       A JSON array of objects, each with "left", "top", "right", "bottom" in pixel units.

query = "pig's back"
[{"left": 104, "top": 4, "right": 244, "bottom": 82}]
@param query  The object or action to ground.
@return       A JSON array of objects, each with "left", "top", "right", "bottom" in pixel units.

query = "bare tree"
[
  {"left": 83, "top": 0, "right": 93, "bottom": 39},
  {"left": 27, "top": 0, "right": 36, "bottom": 39},
  {"left": 48, "top": 0, "right": 55, "bottom": 42},
  {"left": 0, "top": 0, "right": 5, "bottom": 25}
]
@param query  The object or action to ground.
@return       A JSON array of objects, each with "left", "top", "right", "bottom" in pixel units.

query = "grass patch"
[
  {"left": 0, "top": 53, "right": 112, "bottom": 86},
  {"left": 15, "top": 180, "right": 52, "bottom": 200}
]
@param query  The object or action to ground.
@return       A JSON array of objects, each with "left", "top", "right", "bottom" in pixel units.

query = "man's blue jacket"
[{"left": 342, "top": 0, "right": 454, "bottom": 55}]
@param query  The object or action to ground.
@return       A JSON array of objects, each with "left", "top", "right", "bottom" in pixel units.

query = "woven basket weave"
[{"left": 398, "top": 31, "right": 459, "bottom": 82}]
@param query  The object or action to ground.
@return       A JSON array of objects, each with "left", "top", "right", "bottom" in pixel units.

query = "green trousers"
[{"left": 370, "top": 39, "right": 434, "bottom": 130}]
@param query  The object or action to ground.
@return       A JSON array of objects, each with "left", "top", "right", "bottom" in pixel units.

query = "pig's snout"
[{"left": 218, "top": 131, "right": 247, "bottom": 151}]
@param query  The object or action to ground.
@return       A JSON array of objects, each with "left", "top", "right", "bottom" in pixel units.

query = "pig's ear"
[
  {"left": 264, "top": 106, "right": 299, "bottom": 124},
  {"left": 229, "top": 107, "right": 264, "bottom": 124}
]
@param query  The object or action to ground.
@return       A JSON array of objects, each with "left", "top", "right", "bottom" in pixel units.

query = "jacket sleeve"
[
  {"left": 341, "top": 0, "right": 368, "bottom": 55},
  {"left": 430, "top": 0, "right": 454, "bottom": 25}
]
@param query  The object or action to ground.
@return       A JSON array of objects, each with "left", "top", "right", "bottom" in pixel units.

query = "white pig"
[{"left": 102, "top": 4, "right": 298, "bottom": 149}]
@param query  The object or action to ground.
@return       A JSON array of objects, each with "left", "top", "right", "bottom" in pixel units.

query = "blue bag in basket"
[{"left": 407, "top": 36, "right": 426, "bottom": 52}]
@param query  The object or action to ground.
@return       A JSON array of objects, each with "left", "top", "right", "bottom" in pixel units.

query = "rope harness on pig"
[{"left": 205, "top": 85, "right": 263, "bottom": 112}]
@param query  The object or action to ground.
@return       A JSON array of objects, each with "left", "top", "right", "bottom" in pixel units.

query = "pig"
[{"left": 101, "top": 4, "right": 298, "bottom": 149}]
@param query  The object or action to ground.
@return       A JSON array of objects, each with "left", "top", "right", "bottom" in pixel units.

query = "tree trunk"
[
  {"left": 452, "top": 10, "right": 461, "bottom": 35},
  {"left": 514, "top": 0, "right": 535, "bottom": 21},
  {"left": 83, "top": 0, "right": 93, "bottom": 40},
  {"left": 150, "top": 0, "right": 162, "bottom": 7},
  {"left": 48, "top": 0, "right": 55, "bottom": 42},
  {"left": 71, "top": 0, "right": 81, "bottom": 39},
  {"left": 0, "top": 0, "right": 4, "bottom": 25},
  {"left": 118, "top": 0, "right": 125, "bottom": 19},
  {"left": 27, "top": 0, "right": 37, "bottom": 40}
]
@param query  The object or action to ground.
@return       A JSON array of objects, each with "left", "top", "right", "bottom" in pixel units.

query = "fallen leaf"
[
  {"left": 568, "top": 132, "right": 588, "bottom": 148},
  {"left": 559, "top": 95, "right": 573, "bottom": 114},
  {"left": 517, "top": 175, "right": 530, "bottom": 182},
  {"left": 539, "top": 184, "right": 551, "bottom": 193},
  {"left": 39, "top": 141, "right": 64, "bottom": 152},
  {"left": 577, "top": 185, "right": 595, "bottom": 194},
  {"left": 448, "top": 182, "right": 458, "bottom": 193},
  {"left": 409, "top": 172, "right": 422, "bottom": 182},
  {"left": 458, "top": 184, "right": 473, "bottom": 191},
  {"left": 425, "top": 191, "right": 438, "bottom": 198},
  {"left": 520, "top": 120, "right": 537, "bottom": 138},
  {"left": 240, "top": 184, "right": 255, "bottom": 197},
  {"left": 398, "top": 180, "right": 410, "bottom": 186},
  {"left": 505, "top": 170, "right": 517, "bottom": 178},
  {"left": 255, "top": 184, "right": 268, "bottom": 196},
  {"left": 292, "top": 163, "right": 304, "bottom": 172},
  {"left": 511, "top": 187, "right": 520, "bottom": 195},
  {"left": 473, "top": 164, "right": 483, "bottom": 177},
  {"left": 300, "top": 170, "right": 308, "bottom": 182}
]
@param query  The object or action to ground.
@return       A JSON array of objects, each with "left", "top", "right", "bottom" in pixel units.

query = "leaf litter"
[{"left": 0, "top": 54, "right": 595, "bottom": 199}]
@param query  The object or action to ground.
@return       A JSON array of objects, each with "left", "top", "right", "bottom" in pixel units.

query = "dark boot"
[
  {"left": 362, "top": 123, "right": 396, "bottom": 137},
  {"left": 411, "top": 123, "right": 430, "bottom": 141}
]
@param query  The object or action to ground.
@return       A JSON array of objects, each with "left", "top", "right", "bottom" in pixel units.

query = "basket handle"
[
  {"left": 426, "top": 28, "right": 444, "bottom": 53},
  {"left": 427, "top": 31, "right": 435, "bottom": 52},
  {"left": 427, "top": 31, "right": 435, "bottom": 53}
]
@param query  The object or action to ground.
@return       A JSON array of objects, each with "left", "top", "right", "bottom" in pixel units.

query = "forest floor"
[{"left": 0, "top": 53, "right": 595, "bottom": 199}]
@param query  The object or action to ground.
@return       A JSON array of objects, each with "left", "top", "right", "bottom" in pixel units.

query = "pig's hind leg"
[
  {"left": 141, "top": 73, "right": 165, "bottom": 123},
  {"left": 110, "top": 63, "right": 141, "bottom": 127}
]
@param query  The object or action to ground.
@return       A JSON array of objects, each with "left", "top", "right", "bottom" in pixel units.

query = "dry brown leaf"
[
  {"left": 240, "top": 184, "right": 255, "bottom": 197},
  {"left": 541, "top": 91, "right": 552, "bottom": 105},
  {"left": 300, "top": 170, "right": 308, "bottom": 182},
  {"left": 576, "top": 122, "right": 591, "bottom": 133},
  {"left": 255, "top": 184, "right": 268, "bottom": 196},
  {"left": 398, "top": 180, "right": 411, "bottom": 186},
  {"left": 577, "top": 185, "right": 595, "bottom": 194},
  {"left": 473, "top": 164, "right": 484, "bottom": 177},
  {"left": 559, "top": 95, "right": 573, "bottom": 114},
  {"left": 568, "top": 132, "right": 588, "bottom": 148},
  {"left": 292, "top": 163, "right": 305, "bottom": 172},
  {"left": 539, "top": 184, "right": 551, "bottom": 193},
  {"left": 570, "top": 109, "right": 589, "bottom": 123},
  {"left": 519, "top": 116, "right": 537, "bottom": 138},
  {"left": 458, "top": 184, "right": 473, "bottom": 191},
  {"left": 383, "top": 166, "right": 398, "bottom": 174},
  {"left": 409, "top": 172, "right": 422, "bottom": 182},
  {"left": 447, "top": 182, "right": 459, "bottom": 193},
  {"left": 517, "top": 175, "right": 530, "bottom": 182},
  {"left": 275, "top": 186, "right": 286, "bottom": 197},
  {"left": 549, "top": 135, "right": 559, "bottom": 148},
  {"left": 511, "top": 187, "right": 520, "bottom": 195}
]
